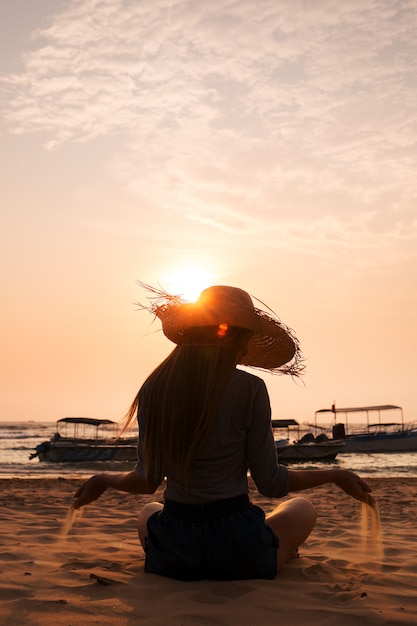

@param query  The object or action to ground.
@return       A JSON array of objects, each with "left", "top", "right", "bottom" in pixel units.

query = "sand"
[{"left": 1, "top": 476, "right": 416, "bottom": 625}]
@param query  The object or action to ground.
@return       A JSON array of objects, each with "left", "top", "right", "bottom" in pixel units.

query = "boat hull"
[
  {"left": 343, "top": 430, "right": 417, "bottom": 453},
  {"left": 276, "top": 441, "right": 345, "bottom": 462},
  {"left": 34, "top": 441, "right": 137, "bottom": 463}
]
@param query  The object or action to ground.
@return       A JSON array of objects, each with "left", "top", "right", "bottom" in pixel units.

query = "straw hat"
[{"left": 139, "top": 283, "right": 303, "bottom": 375}]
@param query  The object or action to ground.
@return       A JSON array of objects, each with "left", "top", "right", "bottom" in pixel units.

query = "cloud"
[
  {"left": 1, "top": 0, "right": 417, "bottom": 252},
  {"left": 2, "top": 0, "right": 415, "bottom": 140}
]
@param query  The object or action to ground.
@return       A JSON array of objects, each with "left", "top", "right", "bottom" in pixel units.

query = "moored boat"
[
  {"left": 272, "top": 419, "right": 345, "bottom": 462},
  {"left": 29, "top": 417, "right": 138, "bottom": 463},
  {"left": 314, "top": 405, "right": 417, "bottom": 453}
]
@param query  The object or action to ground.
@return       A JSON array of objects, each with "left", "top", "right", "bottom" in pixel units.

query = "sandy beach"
[{"left": 1, "top": 476, "right": 416, "bottom": 625}]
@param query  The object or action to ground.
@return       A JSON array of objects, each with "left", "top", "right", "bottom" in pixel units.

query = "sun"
[{"left": 163, "top": 264, "right": 216, "bottom": 302}]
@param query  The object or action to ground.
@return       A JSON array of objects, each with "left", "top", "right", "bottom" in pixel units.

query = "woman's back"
[{"left": 136, "top": 369, "right": 289, "bottom": 503}]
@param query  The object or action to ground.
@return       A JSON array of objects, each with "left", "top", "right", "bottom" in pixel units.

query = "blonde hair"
[{"left": 124, "top": 326, "right": 252, "bottom": 484}]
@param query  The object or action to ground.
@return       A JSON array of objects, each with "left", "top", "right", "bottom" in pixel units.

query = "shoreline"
[{"left": 1, "top": 477, "right": 416, "bottom": 625}]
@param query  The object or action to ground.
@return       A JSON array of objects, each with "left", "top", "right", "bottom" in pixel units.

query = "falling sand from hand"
[
  {"left": 361, "top": 500, "right": 384, "bottom": 564},
  {"left": 58, "top": 502, "right": 84, "bottom": 540}
]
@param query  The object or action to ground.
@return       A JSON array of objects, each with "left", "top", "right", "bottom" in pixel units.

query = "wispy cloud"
[{"left": 1, "top": 0, "right": 416, "bottom": 250}]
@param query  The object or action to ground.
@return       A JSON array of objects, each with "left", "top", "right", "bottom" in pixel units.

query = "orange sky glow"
[{"left": 1, "top": 0, "right": 416, "bottom": 426}]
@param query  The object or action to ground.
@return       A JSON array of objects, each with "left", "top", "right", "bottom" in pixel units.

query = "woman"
[{"left": 73, "top": 284, "right": 373, "bottom": 580}]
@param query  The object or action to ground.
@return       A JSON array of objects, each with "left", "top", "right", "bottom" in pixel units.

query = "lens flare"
[{"left": 217, "top": 323, "right": 228, "bottom": 337}]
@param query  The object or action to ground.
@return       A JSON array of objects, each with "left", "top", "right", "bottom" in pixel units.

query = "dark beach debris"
[{"left": 89, "top": 572, "right": 125, "bottom": 586}]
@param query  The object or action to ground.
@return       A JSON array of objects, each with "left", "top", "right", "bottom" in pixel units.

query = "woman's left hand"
[{"left": 73, "top": 474, "right": 109, "bottom": 509}]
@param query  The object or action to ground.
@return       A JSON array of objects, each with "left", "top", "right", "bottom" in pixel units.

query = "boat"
[
  {"left": 29, "top": 417, "right": 138, "bottom": 463},
  {"left": 272, "top": 419, "right": 345, "bottom": 462},
  {"left": 313, "top": 404, "right": 417, "bottom": 453}
]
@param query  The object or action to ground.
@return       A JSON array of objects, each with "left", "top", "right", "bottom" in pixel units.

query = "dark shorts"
[{"left": 144, "top": 494, "right": 278, "bottom": 581}]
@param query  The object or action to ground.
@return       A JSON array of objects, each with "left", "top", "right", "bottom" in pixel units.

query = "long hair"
[{"left": 124, "top": 325, "right": 252, "bottom": 484}]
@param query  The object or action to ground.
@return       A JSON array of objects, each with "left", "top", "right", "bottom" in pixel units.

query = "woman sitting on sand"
[{"left": 74, "top": 284, "right": 373, "bottom": 580}]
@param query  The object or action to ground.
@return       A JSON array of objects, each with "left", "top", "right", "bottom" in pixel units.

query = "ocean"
[{"left": 2, "top": 420, "right": 417, "bottom": 479}]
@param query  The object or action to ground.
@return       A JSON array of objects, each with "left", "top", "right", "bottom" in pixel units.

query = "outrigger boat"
[
  {"left": 29, "top": 417, "right": 138, "bottom": 463},
  {"left": 272, "top": 419, "right": 345, "bottom": 462},
  {"left": 313, "top": 404, "right": 417, "bottom": 453}
]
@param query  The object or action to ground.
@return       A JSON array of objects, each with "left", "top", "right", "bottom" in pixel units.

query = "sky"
[{"left": 1, "top": 0, "right": 416, "bottom": 426}]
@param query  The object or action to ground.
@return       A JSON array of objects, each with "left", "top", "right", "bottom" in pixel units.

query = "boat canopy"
[
  {"left": 315, "top": 405, "right": 401, "bottom": 414},
  {"left": 57, "top": 417, "right": 116, "bottom": 426},
  {"left": 271, "top": 419, "right": 299, "bottom": 428},
  {"left": 314, "top": 404, "right": 404, "bottom": 432}
]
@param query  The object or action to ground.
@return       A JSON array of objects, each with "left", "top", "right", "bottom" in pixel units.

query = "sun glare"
[{"left": 163, "top": 265, "right": 216, "bottom": 302}]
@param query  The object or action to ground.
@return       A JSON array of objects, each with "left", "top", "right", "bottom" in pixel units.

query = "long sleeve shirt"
[{"left": 134, "top": 368, "right": 289, "bottom": 504}]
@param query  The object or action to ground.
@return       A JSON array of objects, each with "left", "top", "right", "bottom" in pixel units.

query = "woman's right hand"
[
  {"left": 334, "top": 469, "right": 375, "bottom": 505},
  {"left": 73, "top": 474, "right": 109, "bottom": 509},
  {"left": 288, "top": 468, "right": 375, "bottom": 506}
]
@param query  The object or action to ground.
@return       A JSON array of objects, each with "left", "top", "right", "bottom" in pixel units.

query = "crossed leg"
[
  {"left": 137, "top": 497, "right": 316, "bottom": 576},
  {"left": 266, "top": 497, "right": 317, "bottom": 573},
  {"left": 137, "top": 502, "right": 163, "bottom": 548}
]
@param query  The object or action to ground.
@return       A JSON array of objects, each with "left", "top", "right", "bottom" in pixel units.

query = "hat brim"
[{"left": 154, "top": 301, "right": 300, "bottom": 373}]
